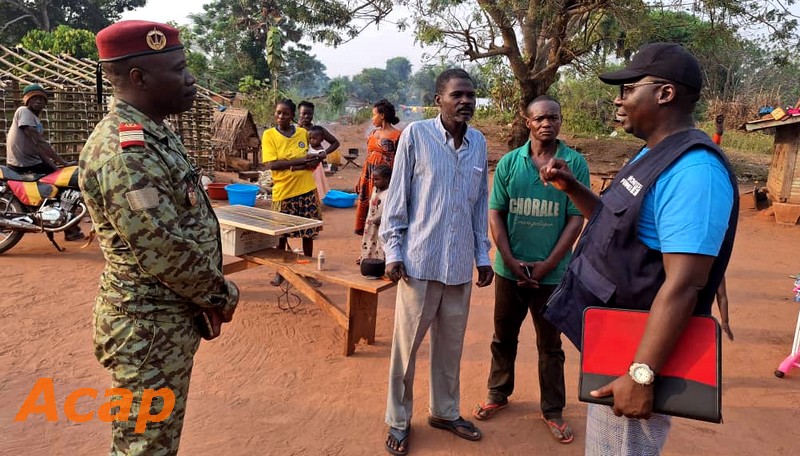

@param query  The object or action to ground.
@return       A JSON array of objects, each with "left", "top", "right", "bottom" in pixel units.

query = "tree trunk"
[
  {"left": 39, "top": 0, "right": 51, "bottom": 31},
  {"left": 507, "top": 75, "right": 556, "bottom": 149}
]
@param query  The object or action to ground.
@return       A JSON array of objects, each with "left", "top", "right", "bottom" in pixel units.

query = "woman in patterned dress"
[{"left": 354, "top": 99, "right": 401, "bottom": 235}]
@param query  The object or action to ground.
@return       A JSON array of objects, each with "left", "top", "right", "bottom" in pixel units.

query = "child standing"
[
  {"left": 359, "top": 164, "right": 391, "bottom": 264},
  {"left": 307, "top": 125, "right": 331, "bottom": 200}
]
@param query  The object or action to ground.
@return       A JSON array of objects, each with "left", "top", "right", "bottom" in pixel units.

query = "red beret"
[{"left": 96, "top": 20, "right": 183, "bottom": 62}]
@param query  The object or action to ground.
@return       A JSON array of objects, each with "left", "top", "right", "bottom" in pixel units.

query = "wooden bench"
[{"left": 223, "top": 248, "right": 396, "bottom": 356}]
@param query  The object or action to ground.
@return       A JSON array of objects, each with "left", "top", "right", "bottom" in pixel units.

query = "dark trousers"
[
  {"left": 487, "top": 275, "right": 566, "bottom": 419},
  {"left": 8, "top": 162, "right": 56, "bottom": 175}
]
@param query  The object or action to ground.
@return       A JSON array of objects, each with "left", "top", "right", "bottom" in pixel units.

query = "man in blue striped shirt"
[{"left": 381, "top": 68, "right": 494, "bottom": 455}]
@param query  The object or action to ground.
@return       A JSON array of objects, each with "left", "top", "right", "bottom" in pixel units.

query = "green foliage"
[
  {"left": 473, "top": 108, "right": 515, "bottom": 125},
  {"left": 401, "top": 0, "right": 800, "bottom": 146},
  {"left": 190, "top": 0, "right": 391, "bottom": 91},
  {"left": 352, "top": 107, "right": 373, "bottom": 124},
  {"left": 326, "top": 78, "right": 349, "bottom": 118},
  {"left": 266, "top": 25, "right": 285, "bottom": 92},
  {"left": 473, "top": 57, "right": 519, "bottom": 112},
  {"left": 284, "top": 46, "right": 330, "bottom": 97},
  {"left": 20, "top": 25, "right": 97, "bottom": 59},
  {"left": 239, "top": 85, "right": 304, "bottom": 127},
  {"left": 238, "top": 76, "right": 268, "bottom": 93},
  {"left": 406, "top": 61, "right": 454, "bottom": 105},
  {"left": 349, "top": 57, "right": 414, "bottom": 103},
  {"left": 554, "top": 71, "right": 618, "bottom": 136},
  {"left": 2, "top": 0, "right": 146, "bottom": 46},
  {"left": 169, "top": 22, "right": 210, "bottom": 86},
  {"left": 386, "top": 57, "right": 412, "bottom": 81},
  {"left": 697, "top": 121, "right": 774, "bottom": 157}
]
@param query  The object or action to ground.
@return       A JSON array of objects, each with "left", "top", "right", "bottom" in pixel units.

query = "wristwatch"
[{"left": 628, "top": 362, "right": 655, "bottom": 385}]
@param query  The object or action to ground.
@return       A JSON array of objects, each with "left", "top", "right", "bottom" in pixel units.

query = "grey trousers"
[{"left": 384, "top": 277, "right": 472, "bottom": 430}]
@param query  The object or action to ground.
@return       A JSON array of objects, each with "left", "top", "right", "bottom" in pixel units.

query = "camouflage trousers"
[{"left": 94, "top": 300, "right": 201, "bottom": 456}]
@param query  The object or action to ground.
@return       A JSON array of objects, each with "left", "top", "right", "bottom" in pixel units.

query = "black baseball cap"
[{"left": 599, "top": 42, "right": 702, "bottom": 90}]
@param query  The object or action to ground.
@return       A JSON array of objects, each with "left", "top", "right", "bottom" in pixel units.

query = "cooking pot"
[{"left": 360, "top": 258, "right": 386, "bottom": 278}]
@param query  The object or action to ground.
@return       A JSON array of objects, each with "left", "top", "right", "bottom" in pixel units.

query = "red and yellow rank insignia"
[{"left": 119, "top": 123, "right": 146, "bottom": 148}]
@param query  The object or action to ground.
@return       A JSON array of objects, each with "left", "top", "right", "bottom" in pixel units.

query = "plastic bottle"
[{"left": 317, "top": 251, "right": 326, "bottom": 271}]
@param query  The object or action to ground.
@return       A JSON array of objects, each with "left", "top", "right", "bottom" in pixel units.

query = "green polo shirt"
[{"left": 489, "top": 139, "right": 590, "bottom": 284}]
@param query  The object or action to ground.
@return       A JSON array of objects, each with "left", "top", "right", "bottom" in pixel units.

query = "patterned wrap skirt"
[{"left": 272, "top": 190, "right": 323, "bottom": 238}]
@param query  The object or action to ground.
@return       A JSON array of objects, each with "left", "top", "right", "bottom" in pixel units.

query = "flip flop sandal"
[
  {"left": 270, "top": 274, "right": 285, "bottom": 287},
  {"left": 428, "top": 416, "right": 482, "bottom": 441},
  {"left": 472, "top": 401, "right": 509, "bottom": 420},
  {"left": 385, "top": 426, "right": 409, "bottom": 455},
  {"left": 542, "top": 416, "right": 574, "bottom": 444}
]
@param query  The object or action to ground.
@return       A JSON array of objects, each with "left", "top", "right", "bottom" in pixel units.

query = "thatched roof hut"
[
  {"left": 211, "top": 107, "right": 261, "bottom": 171},
  {"left": 0, "top": 45, "right": 230, "bottom": 171}
]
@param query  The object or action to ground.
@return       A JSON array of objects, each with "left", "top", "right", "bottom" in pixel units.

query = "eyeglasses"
[{"left": 619, "top": 80, "right": 670, "bottom": 100}]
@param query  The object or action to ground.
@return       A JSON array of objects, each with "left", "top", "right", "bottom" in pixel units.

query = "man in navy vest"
[{"left": 539, "top": 43, "right": 738, "bottom": 454}]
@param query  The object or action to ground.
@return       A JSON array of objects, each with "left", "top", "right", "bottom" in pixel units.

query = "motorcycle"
[{"left": 0, "top": 164, "right": 88, "bottom": 253}]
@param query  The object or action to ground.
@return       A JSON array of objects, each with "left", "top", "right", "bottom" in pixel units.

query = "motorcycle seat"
[{"left": 0, "top": 165, "right": 42, "bottom": 182}]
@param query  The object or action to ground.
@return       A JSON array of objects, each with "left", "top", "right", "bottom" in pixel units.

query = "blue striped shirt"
[{"left": 380, "top": 115, "right": 492, "bottom": 285}]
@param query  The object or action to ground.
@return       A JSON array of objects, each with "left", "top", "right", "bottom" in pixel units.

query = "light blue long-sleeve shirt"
[{"left": 380, "top": 115, "right": 492, "bottom": 285}]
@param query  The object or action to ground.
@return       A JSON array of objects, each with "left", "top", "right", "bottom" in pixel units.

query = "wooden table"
[{"left": 216, "top": 205, "right": 396, "bottom": 355}]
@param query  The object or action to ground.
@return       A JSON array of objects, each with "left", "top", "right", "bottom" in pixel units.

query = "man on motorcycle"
[
  {"left": 6, "top": 84, "right": 74, "bottom": 175},
  {"left": 6, "top": 84, "right": 85, "bottom": 241}
]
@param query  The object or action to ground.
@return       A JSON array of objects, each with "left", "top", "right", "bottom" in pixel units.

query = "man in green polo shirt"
[{"left": 473, "top": 95, "right": 589, "bottom": 444}]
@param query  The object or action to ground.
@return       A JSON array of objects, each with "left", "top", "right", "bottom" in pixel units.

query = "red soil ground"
[{"left": 1, "top": 121, "right": 799, "bottom": 455}]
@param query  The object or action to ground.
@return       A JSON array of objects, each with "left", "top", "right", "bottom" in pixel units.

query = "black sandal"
[
  {"left": 385, "top": 426, "right": 409, "bottom": 455},
  {"left": 427, "top": 415, "right": 482, "bottom": 441}
]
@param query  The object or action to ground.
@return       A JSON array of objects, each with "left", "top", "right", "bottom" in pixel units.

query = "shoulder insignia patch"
[
  {"left": 120, "top": 123, "right": 146, "bottom": 148},
  {"left": 125, "top": 187, "right": 159, "bottom": 211}
]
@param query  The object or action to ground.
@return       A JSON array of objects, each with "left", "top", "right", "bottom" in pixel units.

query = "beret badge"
[{"left": 146, "top": 28, "right": 167, "bottom": 51}]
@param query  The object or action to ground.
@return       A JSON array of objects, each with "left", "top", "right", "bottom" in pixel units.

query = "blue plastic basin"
[
  {"left": 322, "top": 189, "right": 358, "bottom": 208},
  {"left": 225, "top": 184, "right": 259, "bottom": 207}
]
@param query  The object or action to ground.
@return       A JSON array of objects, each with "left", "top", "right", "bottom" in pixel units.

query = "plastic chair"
[{"left": 342, "top": 148, "right": 361, "bottom": 170}]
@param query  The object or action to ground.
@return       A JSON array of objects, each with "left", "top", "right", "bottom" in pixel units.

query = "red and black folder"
[{"left": 579, "top": 307, "right": 721, "bottom": 423}]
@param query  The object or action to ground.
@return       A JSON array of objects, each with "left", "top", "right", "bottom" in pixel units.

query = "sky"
[{"left": 119, "top": 0, "right": 437, "bottom": 78}]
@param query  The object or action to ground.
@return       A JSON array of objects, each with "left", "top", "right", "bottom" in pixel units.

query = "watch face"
[{"left": 633, "top": 366, "right": 653, "bottom": 384}]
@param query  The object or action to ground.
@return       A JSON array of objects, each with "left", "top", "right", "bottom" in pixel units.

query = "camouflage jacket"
[{"left": 79, "top": 100, "right": 237, "bottom": 318}]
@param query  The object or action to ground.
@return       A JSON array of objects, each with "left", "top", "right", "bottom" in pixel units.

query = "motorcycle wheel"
[{"left": 0, "top": 193, "right": 25, "bottom": 254}]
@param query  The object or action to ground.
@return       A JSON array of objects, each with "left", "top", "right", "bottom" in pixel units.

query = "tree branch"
[{"left": 1, "top": 13, "right": 34, "bottom": 32}]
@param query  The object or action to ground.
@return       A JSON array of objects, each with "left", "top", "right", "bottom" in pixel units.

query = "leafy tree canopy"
[
  {"left": 1, "top": 0, "right": 146, "bottom": 46},
  {"left": 190, "top": 0, "right": 385, "bottom": 92},
  {"left": 398, "top": 0, "right": 800, "bottom": 146},
  {"left": 19, "top": 24, "right": 98, "bottom": 59}
]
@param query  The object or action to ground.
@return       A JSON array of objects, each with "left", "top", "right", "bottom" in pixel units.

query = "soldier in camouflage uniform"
[{"left": 79, "top": 21, "right": 239, "bottom": 456}]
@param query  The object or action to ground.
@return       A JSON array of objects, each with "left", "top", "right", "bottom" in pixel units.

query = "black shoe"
[{"left": 64, "top": 230, "right": 86, "bottom": 241}]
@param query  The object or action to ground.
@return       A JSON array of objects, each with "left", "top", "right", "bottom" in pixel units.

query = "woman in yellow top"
[{"left": 262, "top": 98, "right": 323, "bottom": 286}]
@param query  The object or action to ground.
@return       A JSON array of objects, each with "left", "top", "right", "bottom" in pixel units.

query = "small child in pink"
[{"left": 307, "top": 126, "right": 330, "bottom": 199}]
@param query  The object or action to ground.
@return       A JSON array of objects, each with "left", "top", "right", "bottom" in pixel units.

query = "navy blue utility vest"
[{"left": 544, "top": 129, "right": 739, "bottom": 349}]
